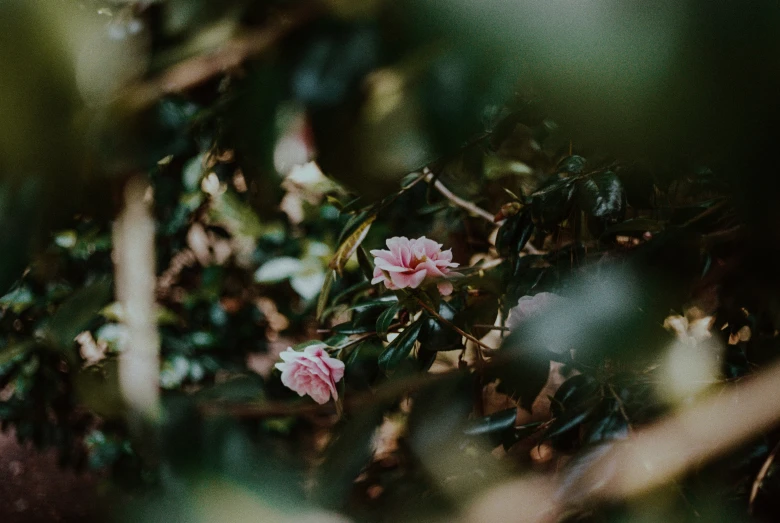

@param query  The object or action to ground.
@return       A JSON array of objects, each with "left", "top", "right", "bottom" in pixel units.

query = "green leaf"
[
  {"left": 495, "top": 209, "right": 533, "bottom": 258},
  {"left": 531, "top": 176, "right": 576, "bottom": 230},
  {"left": 502, "top": 422, "right": 544, "bottom": 450},
  {"left": 463, "top": 407, "right": 517, "bottom": 436},
  {"left": 0, "top": 285, "right": 35, "bottom": 314},
  {"left": 420, "top": 300, "right": 462, "bottom": 352},
  {"left": 378, "top": 319, "right": 424, "bottom": 371},
  {"left": 330, "top": 213, "right": 375, "bottom": 276},
  {"left": 400, "top": 172, "right": 423, "bottom": 189},
  {"left": 544, "top": 404, "right": 597, "bottom": 440},
  {"left": 0, "top": 340, "right": 35, "bottom": 367},
  {"left": 356, "top": 246, "right": 374, "bottom": 281},
  {"left": 47, "top": 278, "right": 112, "bottom": 352},
  {"left": 376, "top": 301, "right": 402, "bottom": 336},
  {"left": 315, "top": 405, "right": 386, "bottom": 509},
  {"left": 576, "top": 171, "right": 624, "bottom": 218},
  {"left": 316, "top": 270, "right": 336, "bottom": 321},
  {"left": 254, "top": 257, "right": 304, "bottom": 283},
  {"left": 345, "top": 341, "right": 384, "bottom": 390}
]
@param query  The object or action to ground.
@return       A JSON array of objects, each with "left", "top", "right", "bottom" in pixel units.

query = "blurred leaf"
[
  {"left": 315, "top": 405, "right": 386, "bottom": 509},
  {"left": 378, "top": 318, "right": 424, "bottom": 371},
  {"left": 316, "top": 270, "right": 336, "bottom": 320},
  {"left": 254, "top": 257, "right": 304, "bottom": 283},
  {"left": 0, "top": 340, "right": 35, "bottom": 367},
  {"left": 47, "top": 279, "right": 112, "bottom": 353},
  {"left": 0, "top": 285, "right": 35, "bottom": 314}
]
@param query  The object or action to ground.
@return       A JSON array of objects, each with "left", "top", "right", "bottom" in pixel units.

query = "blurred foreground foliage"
[{"left": 1, "top": 0, "right": 780, "bottom": 522}]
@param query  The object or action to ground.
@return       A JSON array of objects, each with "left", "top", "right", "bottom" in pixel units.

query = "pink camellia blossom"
[
  {"left": 275, "top": 344, "right": 345, "bottom": 404},
  {"left": 370, "top": 236, "right": 459, "bottom": 295},
  {"left": 506, "top": 292, "right": 564, "bottom": 331}
]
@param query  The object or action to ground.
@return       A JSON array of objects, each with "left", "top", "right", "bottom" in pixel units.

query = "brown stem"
[
  {"left": 749, "top": 439, "right": 780, "bottom": 514},
  {"left": 424, "top": 170, "right": 496, "bottom": 224},
  {"left": 414, "top": 297, "right": 496, "bottom": 352}
]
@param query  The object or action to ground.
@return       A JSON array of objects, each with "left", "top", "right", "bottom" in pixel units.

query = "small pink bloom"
[
  {"left": 506, "top": 292, "right": 564, "bottom": 331},
  {"left": 370, "top": 236, "right": 459, "bottom": 294},
  {"left": 275, "top": 344, "right": 345, "bottom": 404}
]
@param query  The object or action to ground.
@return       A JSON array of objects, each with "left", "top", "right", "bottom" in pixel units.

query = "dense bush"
[{"left": 2, "top": 1, "right": 780, "bottom": 522}]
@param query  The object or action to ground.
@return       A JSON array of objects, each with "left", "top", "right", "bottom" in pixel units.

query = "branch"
[
  {"left": 414, "top": 296, "right": 497, "bottom": 352},
  {"left": 424, "top": 170, "right": 497, "bottom": 224},
  {"left": 114, "top": 174, "right": 161, "bottom": 427},
  {"left": 120, "top": 3, "right": 320, "bottom": 110},
  {"left": 465, "top": 360, "right": 780, "bottom": 522}
]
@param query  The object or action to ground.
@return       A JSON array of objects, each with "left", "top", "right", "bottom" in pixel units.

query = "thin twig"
[
  {"left": 749, "top": 439, "right": 780, "bottom": 514},
  {"left": 200, "top": 367, "right": 461, "bottom": 418},
  {"left": 414, "top": 296, "right": 496, "bottom": 352},
  {"left": 607, "top": 383, "right": 634, "bottom": 434},
  {"left": 424, "top": 170, "right": 497, "bottom": 224}
]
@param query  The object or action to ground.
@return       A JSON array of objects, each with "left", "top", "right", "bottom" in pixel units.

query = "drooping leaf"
[
  {"left": 316, "top": 270, "right": 336, "bottom": 321},
  {"left": 378, "top": 318, "right": 424, "bottom": 371},
  {"left": 330, "top": 213, "right": 376, "bottom": 276}
]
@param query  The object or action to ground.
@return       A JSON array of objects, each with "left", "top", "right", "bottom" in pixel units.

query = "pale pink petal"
[
  {"left": 437, "top": 281, "right": 454, "bottom": 296},
  {"left": 390, "top": 269, "right": 427, "bottom": 289},
  {"left": 418, "top": 259, "right": 446, "bottom": 278},
  {"left": 374, "top": 258, "right": 410, "bottom": 272}
]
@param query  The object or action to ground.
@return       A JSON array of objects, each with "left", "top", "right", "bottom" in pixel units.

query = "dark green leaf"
[
  {"left": 315, "top": 406, "right": 386, "bottom": 509},
  {"left": 576, "top": 171, "right": 624, "bottom": 218},
  {"left": 356, "top": 246, "right": 374, "bottom": 282},
  {"left": 378, "top": 319, "right": 424, "bottom": 371},
  {"left": 557, "top": 155, "right": 587, "bottom": 175},
  {"left": 531, "top": 176, "right": 576, "bottom": 230},
  {"left": 420, "top": 300, "right": 462, "bottom": 352},
  {"left": 345, "top": 341, "right": 384, "bottom": 390},
  {"left": 502, "top": 422, "right": 544, "bottom": 450},
  {"left": 463, "top": 407, "right": 517, "bottom": 436},
  {"left": 376, "top": 301, "right": 402, "bottom": 336},
  {"left": 545, "top": 404, "right": 596, "bottom": 440},
  {"left": 495, "top": 209, "right": 533, "bottom": 258}
]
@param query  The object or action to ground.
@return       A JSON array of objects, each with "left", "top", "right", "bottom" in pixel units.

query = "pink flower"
[
  {"left": 275, "top": 344, "right": 345, "bottom": 404},
  {"left": 506, "top": 292, "right": 564, "bottom": 331},
  {"left": 370, "top": 236, "right": 459, "bottom": 295}
]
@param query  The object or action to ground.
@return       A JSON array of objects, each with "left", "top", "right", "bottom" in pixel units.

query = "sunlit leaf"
[{"left": 330, "top": 213, "right": 375, "bottom": 276}]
